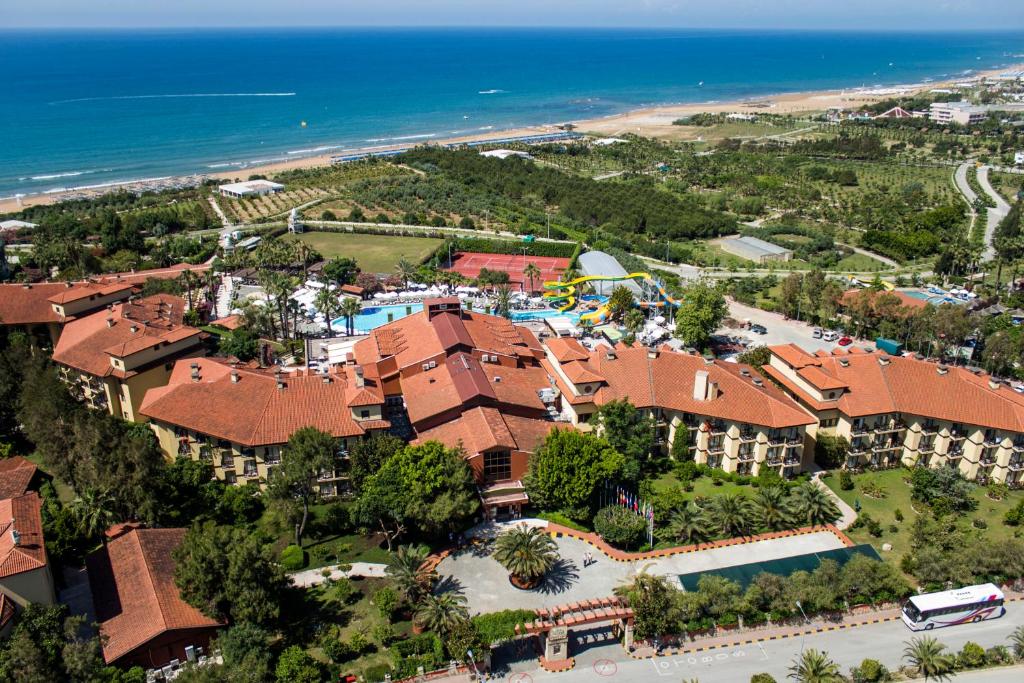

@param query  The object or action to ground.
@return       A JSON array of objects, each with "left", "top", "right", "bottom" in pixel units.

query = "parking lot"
[{"left": 720, "top": 298, "right": 863, "bottom": 355}]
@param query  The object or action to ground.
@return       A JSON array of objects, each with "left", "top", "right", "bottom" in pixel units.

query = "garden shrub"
[
  {"left": 855, "top": 658, "right": 889, "bottom": 682},
  {"left": 958, "top": 641, "right": 986, "bottom": 668},
  {"left": 1004, "top": 499, "right": 1024, "bottom": 526},
  {"left": 373, "top": 587, "right": 399, "bottom": 622},
  {"left": 280, "top": 545, "right": 306, "bottom": 570},
  {"left": 839, "top": 470, "right": 854, "bottom": 491},
  {"left": 593, "top": 505, "right": 647, "bottom": 549},
  {"left": 750, "top": 675, "right": 777, "bottom": 683},
  {"left": 472, "top": 609, "right": 538, "bottom": 644}
]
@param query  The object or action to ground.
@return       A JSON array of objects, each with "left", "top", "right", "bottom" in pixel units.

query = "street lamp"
[{"left": 466, "top": 650, "right": 482, "bottom": 680}]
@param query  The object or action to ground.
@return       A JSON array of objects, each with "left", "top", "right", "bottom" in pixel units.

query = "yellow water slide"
[{"left": 542, "top": 272, "right": 680, "bottom": 324}]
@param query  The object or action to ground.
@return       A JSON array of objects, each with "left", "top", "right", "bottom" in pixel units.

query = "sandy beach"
[{"left": 3, "top": 63, "right": 1020, "bottom": 216}]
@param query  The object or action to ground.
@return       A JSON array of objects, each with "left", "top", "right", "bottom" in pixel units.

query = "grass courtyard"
[
  {"left": 822, "top": 468, "right": 1024, "bottom": 572},
  {"left": 282, "top": 231, "right": 442, "bottom": 274}
]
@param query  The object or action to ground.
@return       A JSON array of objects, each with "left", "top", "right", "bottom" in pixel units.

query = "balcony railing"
[
  {"left": 984, "top": 435, "right": 1003, "bottom": 447},
  {"left": 766, "top": 457, "right": 783, "bottom": 467},
  {"left": 737, "top": 451, "right": 755, "bottom": 462},
  {"left": 851, "top": 425, "right": 869, "bottom": 436},
  {"left": 918, "top": 442, "right": 935, "bottom": 454},
  {"left": 1009, "top": 459, "right": 1024, "bottom": 471},
  {"left": 849, "top": 443, "right": 870, "bottom": 455},
  {"left": 709, "top": 422, "right": 727, "bottom": 436},
  {"left": 784, "top": 456, "right": 801, "bottom": 466},
  {"left": 921, "top": 423, "right": 940, "bottom": 435},
  {"left": 739, "top": 431, "right": 757, "bottom": 442},
  {"left": 980, "top": 454, "right": 998, "bottom": 466},
  {"left": 945, "top": 450, "right": 963, "bottom": 460},
  {"left": 1013, "top": 441, "right": 1024, "bottom": 453},
  {"left": 872, "top": 420, "right": 905, "bottom": 433}
]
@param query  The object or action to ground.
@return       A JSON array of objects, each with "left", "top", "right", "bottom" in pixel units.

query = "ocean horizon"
[{"left": 3, "top": 27, "right": 1023, "bottom": 199}]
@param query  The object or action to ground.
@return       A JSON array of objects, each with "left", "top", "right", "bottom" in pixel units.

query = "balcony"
[
  {"left": 980, "top": 453, "right": 998, "bottom": 466},
  {"left": 945, "top": 450, "right": 963, "bottom": 460},
  {"left": 737, "top": 450, "right": 755, "bottom": 462},
  {"left": 709, "top": 422, "right": 727, "bottom": 436},
  {"left": 851, "top": 424, "right": 869, "bottom": 437},
  {"left": 921, "top": 423, "right": 940, "bottom": 435},
  {"left": 918, "top": 442, "right": 935, "bottom": 455},
  {"left": 1013, "top": 441, "right": 1024, "bottom": 453},
  {"left": 872, "top": 441, "right": 900, "bottom": 452},
  {"left": 872, "top": 420, "right": 905, "bottom": 434},
  {"left": 849, "top": 442, "right": 870, "bottom": 455},
  {"left": 1009, "top": 459, "right": 1024, "bottom": 471},
  {"left": 783, "top": 456, "right": 801, "bottom": 467},
  {"left": 177, "top": 441, "right": 193, "bottom": 457},
  {"left": 785, "top": 437, "right": 803, "bottom": 448},
  {"left": 739, "top": 430, "right": 757, "bottom": 442},
  {"left": 984, "top": 435, "right": 1004, "bottom": 447},
  {"left": 766, "top": 457, "right": 783, "bottom": 467},
  {"left": 220, "top": 453, "right": 235, "bottom": 469}
]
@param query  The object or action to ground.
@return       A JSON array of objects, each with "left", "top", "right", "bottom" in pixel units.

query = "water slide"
[
  {"left": 542, "top": 272, "right": 680, "bottom": 325},
  {"left": 845, "top": 275, "right": 895, "bottom": 291}
]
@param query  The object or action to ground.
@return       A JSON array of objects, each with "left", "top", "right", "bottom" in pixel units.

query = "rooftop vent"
[
  {"left": 129, "top": 324, "right": 138, "bottom": 333},
  {"left": 752, "top": 378, "right": 764, "bottom": 387},
  {"left": 937, "top": 364, "right": 949, "bottom": 376},
  {"left": 838, "top": 358, "right": 850, "bottom": 368},
  {"left": 877, "top": 355, "right": 890, "bottom": 366},
  {"left": 106, "top": 318, "right": 114, "bottom": 328},
  {"left": 10, "top": 526, "right": 20, "bottom": 547},
  {"left": 740, "top": 369, "right": 751, "bottom": 377},
  {"left": 703, "top": 356, "right": 715, "bottom": 365},
  {"left": 21, "top": 283, "right": 30, "bottom": 289},
  {"left": 493, "top": 376, "right": 502, "bottom": 383},
  {"left": 647, "top": 349, "right": 659, "bottom": 360},
  {"left": 989, "top": 379, "right": 1000, "bottom": 390},
  {"left": 605, "top": 350, "right": 617, "bottom": 361},
  {"left": 230, "top": 370, "right": 240, "bottom": 384}
]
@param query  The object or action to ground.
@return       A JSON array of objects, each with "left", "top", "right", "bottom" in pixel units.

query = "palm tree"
[
  {"left": 395, "top": 258, "right": 416, "bottom": 290},
  {"left": 414, "top": 592, "right": 469, "bottom": 635},
  {"left": 179, "top": 269, "right": 200, "bottom": 311},
  {"left": 787, "top": 649, "right": 842, "bottom": 682},
  {"left": 712, "top": 493, "right": 754, "bottom": 538},
  {"left": 493, "top": 283, "right": 514, "bottom": 319},
  {"left": 523, "top": 262, "right": 542, "bottom": 294},
  {"left": 339, "top": 297, "right": 362, "bottom": 336},
  {"left": 903, "top": 636, "right": 955, "bottom": 682},
  {"left": 71, "top": 489, "right": 116, "bottom": 544},
  {"left": 755, "top": 486, "right": 793, "bottom": 531},
  {"left": 314, "top": 289, "right": 343, "bottom": 337},
  {"left": 1008, "top": 624, "right": 1024, "bottom": 660},
  {"left": 791, "top": 482, "right": 841, "bottom": 527},
  {"left": 624, "top": 309, "right": 645, "bottom": 335},
  {"left": 665, "top": 503, "right": 711, "bottom": 544},
  {"left": 385, "top": 545, "right": 437, "bottom": 605},
  {"left": 492, "top": 525, "right": 559, "bottom": 589},
  {"left": 293, "top": 241, "right": 315, "bottom": 282}
]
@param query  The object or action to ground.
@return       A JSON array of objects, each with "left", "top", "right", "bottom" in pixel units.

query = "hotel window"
[
  {"left": 483, "top": 451, "right": 512, "bottom": 482},
  {"left": 360, "top": 409, "right": 370, "bottom": 419},
  {"left": 224, "top": 471, "right": 237, "bottom": 485},
  {"left": 243, "top": 460, "right": 258, "bottom": 478},
  {"left": 820, "top": 418, "right": 839, "bottom": 429}
]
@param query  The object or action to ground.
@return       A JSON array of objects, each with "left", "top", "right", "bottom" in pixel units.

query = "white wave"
[
  {"left": 478, "top": 125, "right": 495, "bottom": 130},
  {"left": 207, "top": 162, "right": 245, "bottom": 169},
  {"left": 286, "top": 144, "right": 347, "bottom": 155},
  {"left": 51, "top": 92, "right": 296, "bottom": 105},
  {"left": 478, "top": 89, "right": 506, "bottom": 95}
]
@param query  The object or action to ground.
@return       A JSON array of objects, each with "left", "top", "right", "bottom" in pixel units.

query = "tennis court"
[
  {"left": 677, "top": 543, "right": 881, "bottom": 591},
  {"left": 444, "top": 251, "right": 569, "bottom": 291}
]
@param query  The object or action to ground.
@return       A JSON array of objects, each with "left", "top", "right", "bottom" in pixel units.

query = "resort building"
[
  {"left": 87, "top": 526, "right": 224, "bottom": 670},
  {"left": 353, "top": 299, "right": 560, "bottom": 516},
  {"left": 217, "top": 179, "right": 284, "bottom": 198},
  {"left": 718, "top": 236, "right": 793, "bottom": 264},
  {"left": 763, "top": 344, "right": 1024, "bottom": 484},
  {"left": 140, "top": 358, "right": 389, "bottom": 494},
  {"left": 542, "top": 338, "right": 816, "bottom": 476},
  {"left": 929, "top": 101, "right": 988, "bottom": 126},
  {"left": 0, "top": 489, "right": 56, "bottom": 636},
  {"left": 52, "top": 294, "right": 208, "bottom": 421}
]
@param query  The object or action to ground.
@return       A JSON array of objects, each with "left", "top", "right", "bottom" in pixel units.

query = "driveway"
[
  {"left": 438, "top": 528, "right": 845, "bottom": 614},
  {"left": 954, "top": 162, "right": 1009, "bottom": 261}
]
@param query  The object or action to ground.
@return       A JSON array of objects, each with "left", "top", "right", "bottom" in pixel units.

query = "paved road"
[
  {"left": 977, "top": 165, "right": 1012, "bottom": 261},
  {"left": 504, "top": 606, "right": 1024, "bottom": 682}
]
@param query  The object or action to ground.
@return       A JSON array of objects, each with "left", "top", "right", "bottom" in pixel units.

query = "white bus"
[{"left": 902, "top": 583, "right": 1005, "bottom": 631}]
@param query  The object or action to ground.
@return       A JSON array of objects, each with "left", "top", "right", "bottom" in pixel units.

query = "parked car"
[
  {"left": 822, "top": 331, "right": 839, "bottom": 342},
  {"left": 750, "top": 324, "right": 767, "bottom": 335},
  {"left": 812, "top": 327, "right": 823, "bottom": 339},
  {"left": 838, "top": 336, "right": 853, "bottom": 346}
]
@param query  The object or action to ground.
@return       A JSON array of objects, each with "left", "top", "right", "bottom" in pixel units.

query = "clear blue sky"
[{"left": 3, "top": 0, "right": 1023, "bottom": 30}]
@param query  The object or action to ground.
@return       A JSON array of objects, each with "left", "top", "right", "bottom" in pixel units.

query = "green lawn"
[
  {"left": 282, "top": 232, "right": 442, "bottom": 274},
  {"left": 651, "top": 470, "right": 755, "bottom": 498},
  {"left": 822, "top": 469, "right": 1024, "bottom": 572},
  {"left": 835, "top": 252, "right": 887, "bottom": 272}
]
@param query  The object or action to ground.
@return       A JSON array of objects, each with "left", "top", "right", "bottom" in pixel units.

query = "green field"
[
  {"left": 822, "top": 468, "right": 1024, "bottom": 572},
  {"left": 283, "top": 231, "right": 442, "bottom": 273}
]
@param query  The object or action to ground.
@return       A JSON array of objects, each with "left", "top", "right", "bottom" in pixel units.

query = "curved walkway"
[
  {"left": 811, "top": 470, "right": 858, "bottom": 530},
  {"left": 978, "top": 165, "right": 1011, "bottom": 261}
]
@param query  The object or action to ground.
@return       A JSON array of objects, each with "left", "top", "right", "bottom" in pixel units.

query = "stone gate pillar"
[
  {"left": 623, "top": 618, "right": 634, "bottom": 650},
  {"left": 545, "top": 625, "right": 569, "bottom": 661}
]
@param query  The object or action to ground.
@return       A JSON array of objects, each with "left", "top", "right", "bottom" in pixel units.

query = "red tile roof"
[
  {"left": 0, "top": 492, "right": 47, "bottom": 579},
  {"left": 768, "top": 345, "right": 1024, "bottom": 429},
  {"left": 413, "top": 406, "right": 560, "bottom": 456},
  {"left": 556, "top": 345, "right": 814, "bottom": 428},
  {"left": 210, "top": 314, "right": 244, "bottom": 331},
  {"left": 48, "top": 281, "right": 135, "bottom": 306},
  {"left": 545, "top": 337, "right": 589, "bottom": 363},
  {"left": 87, "top": 528, "right": 224, "bottom": 664},
  {"left": 0, "top": 457, "right": 38, "bottom": 500},
  {"left": 0, "top": 282, "right": 68, "bottom": 325},
  {"left": 52, "top": 295, "right": 204, "bottom": 377},
  {"left": 141, "top": 358, "right": 385, "bottom": 445}
]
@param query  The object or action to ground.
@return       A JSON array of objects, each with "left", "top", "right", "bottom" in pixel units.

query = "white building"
[
  {"left": 929, "top": 101, "right": 988, "bottom": 126},
  {"left": 479, "top": 149, "right": 533, "bottom": 160},
  {"left": 0, "top": 220, "right": 37, "bottom": 233},
  {"left": 218, "top": 180, "right": 285, "bottom": 199},
  {"left": 1015, "top": 151, "right": 1024, "bottom": 166}
]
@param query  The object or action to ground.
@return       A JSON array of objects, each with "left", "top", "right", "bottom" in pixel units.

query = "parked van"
[{"left": 822, "top": 331, "right": 840, "bottom": 342}]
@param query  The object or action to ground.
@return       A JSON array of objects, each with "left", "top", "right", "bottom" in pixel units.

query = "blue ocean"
[{"left": 2, "top": 28, "right": 1022, "bottom": 198}]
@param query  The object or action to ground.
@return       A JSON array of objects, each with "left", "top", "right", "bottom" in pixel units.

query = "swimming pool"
[
  {"left": 902, "top": 290, "right": 965, "bottom": 306},
  {"left": 511, "top": 308, "right": 581, "bottom": 323},
  {"left": 333, "top": 303, "right": 423, "bottom": 333}
]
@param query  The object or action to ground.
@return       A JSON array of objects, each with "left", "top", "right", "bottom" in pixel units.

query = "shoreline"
[{"left": 3, "top": 62, "right": 1021, "bottom": 215}]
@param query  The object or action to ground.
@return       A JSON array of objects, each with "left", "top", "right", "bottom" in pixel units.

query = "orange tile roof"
[
  {"left": 0, "top": 492, "right": 47, "bottom": 579},
  {"left": 353, "top": 307, "right": 541, "bottom": 379},
  {"left": 141, "top": 359, "right": 385, "bottom": 445},
  {"left": 87, "top": 528, "right": 224, "bottom": 664},
  {"left": 770, "top": 343, "right": 821, "bottom": 369},
  {"left": 52, "top": 294, "right": 204, "bottom": 377},
  {"left": 545, "top": 337, "right": 589, "bottom": 363},
  {"left": 769, "top": 346, "right": 1024, "bottom": 429},
  {"left": 797, "top": 365, "right": 848, "bottom": 390},
  {"left": 0, "top": 282, "right": 68, "bottom": 325},
  {"left": 48, "top": 280, "right": 135, "bottom": 305},
  {"left": 98, "top": 263, "right": 210, "bottom": 286},
  {"left": 413, "top": 406, "right": 560, "bottom": 455},
  {"left": 0, "top": 457, "right": 38, "bottom": 500},
  {"left": 562, "top": 360, "right": 604, "bottom": 384},
  {"left": 210, "top": 314, "right": 244, "bottom": 331},
  {"left": 572, "top": 346, "right": 814, "bottom": 428}
]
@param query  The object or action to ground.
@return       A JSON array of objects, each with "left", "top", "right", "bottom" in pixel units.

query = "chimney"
[
  {"left": 129, "top": 324, "right": 138, "bottom": 333},
  {"left": 230, "top": 370, "right": 240, "bottom": 384},
  {"left": 838, "top": 358, "right": 850, "bottom": 368},
  {"left": 21, "top": 283, "right": 30, "bottom": 289},
  {"left": 106, "top": 318, "right": 114, "bottom": 328},
  {"left": 354, "top": 366, "right": 365, "bottom": 387},
  {"left": 937, "top": 364, "right": 949, "bottom": 376},
  {"left": 703, "top": 356, "right": 714, "bottom": 365},
  {"left": 10, "top": 519, "right": 19, "bottom": 547},
  {"left": 989, "top": 379, "right": 1000, "bottom": 390},
  {"left": 647, "top": 349, "right": 659, "bottom": 360},
  {"left": 693, "top": 370, "right": 709, "bottom": 401},
  {"left": 605, "top": 350, "right": 617, "bottom": 361},
  {"left": 708, "top": 381, "right": 720, "bottom": 400},
  {"left": 275, "top": 370, "right": 285, "bottom": 390},
  {"left": 322, "top": 375, "right": 332, "bottom": 384}
]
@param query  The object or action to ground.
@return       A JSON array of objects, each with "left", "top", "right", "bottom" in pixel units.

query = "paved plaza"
[{"left": 438, "top": 526, "right": 846, "bottom": 614}]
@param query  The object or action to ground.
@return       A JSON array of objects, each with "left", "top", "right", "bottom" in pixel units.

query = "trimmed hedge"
[{"left": 280, "top": 544, "right": 306, "bottom": 571}]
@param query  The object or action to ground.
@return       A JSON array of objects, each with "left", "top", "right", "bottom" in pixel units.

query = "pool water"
[
  {"left": 333, "top": 303, "right": 423, "bottom": 333},
  {"left": 902, "top": 290, "right": 965, "bottom": 305},
  {"left": 511, "top": 308, "right": 581, "bottom": 323}
]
